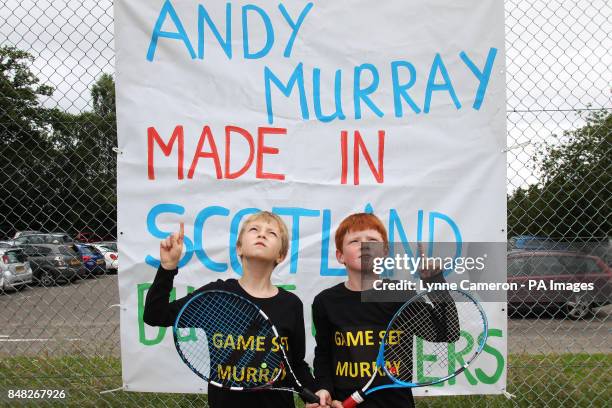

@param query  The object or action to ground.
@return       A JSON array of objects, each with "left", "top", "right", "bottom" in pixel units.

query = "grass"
[{"left": 0, "top": 354, "right": 610, "bottom": 407}]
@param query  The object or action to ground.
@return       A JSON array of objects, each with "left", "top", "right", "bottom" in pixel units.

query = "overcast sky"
[{"left": 1, "top": 0, "right": 610, "bottom": 191}]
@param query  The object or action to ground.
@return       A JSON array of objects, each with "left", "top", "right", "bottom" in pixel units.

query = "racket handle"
[
  {"left": 342, "top": 391, "right": 365, "bottom": 408},
  {"left": 299, "top": 388, "right": 320, "bottom": 404}
]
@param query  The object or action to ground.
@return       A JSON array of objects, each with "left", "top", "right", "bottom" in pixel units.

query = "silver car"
[{"left": 0, "top": 247, "right": 33, "bottom": 292}]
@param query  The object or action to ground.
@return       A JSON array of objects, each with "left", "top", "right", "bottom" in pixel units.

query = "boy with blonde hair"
[{"left": 144, "top": 211, "right": 316, "bottom": 408}]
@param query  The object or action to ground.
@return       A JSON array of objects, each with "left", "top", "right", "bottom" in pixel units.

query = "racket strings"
[
  {"left": 182, "top": 294, "right": 270, "bottom": 386},
  {"left": 184, "top": 294, "right": 257, "bottom": 376},
  {"left": 176, "top": 292, "right": 284, "bottom": 389},
  {"left": 383, "top": 290, "right": 486, "bottom": 383},
  {"left": 179, "top": 294, "right": 250, "bottom": 382}
]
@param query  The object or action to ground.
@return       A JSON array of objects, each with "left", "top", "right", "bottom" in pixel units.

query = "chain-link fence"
[{"left": 0, "top": 0, "right": 610, "bottom": 407}]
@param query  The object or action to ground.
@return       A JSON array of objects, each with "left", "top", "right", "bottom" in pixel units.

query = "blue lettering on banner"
[{"left": 146, "top": 204, "right": 463, "bottom": 277}]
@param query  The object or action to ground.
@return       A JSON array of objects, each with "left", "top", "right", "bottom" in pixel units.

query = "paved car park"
[
  {"left": 0, "top": 275, "right": 120, "bottom": 357},
  {"left": 0, "top": 276, "right": 610, "bottom": 357}
]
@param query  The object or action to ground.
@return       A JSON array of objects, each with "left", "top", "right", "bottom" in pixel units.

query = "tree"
[
  {"left": 0, "top": 46, "right": 118, "bottom": 239},
  {"left": 91, "top": 72, "right": 115, "bottom": 117},
  {"left": 0, "top": 46, "right": 53, "bottom": 144},
  {"left": 47, "top": 73, "right": 117, "bottom": 238},
  {"left": 0, "top": 46, "right": 57, "bottom": 237},
  {"left": 508, "top": 110, "right": 611, "bottom": 240}
]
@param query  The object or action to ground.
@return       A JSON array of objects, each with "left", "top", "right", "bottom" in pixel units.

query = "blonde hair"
[{"left": 236, "top": 211, "right": 289, "bottom": 264}]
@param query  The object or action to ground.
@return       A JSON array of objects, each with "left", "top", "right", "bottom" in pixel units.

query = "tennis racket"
[
  {"left": 173, "top": 290, "right": 319, "bottom": 403},
  {"left": 342, "top": 288, "right": 488, "bottom": 407}
]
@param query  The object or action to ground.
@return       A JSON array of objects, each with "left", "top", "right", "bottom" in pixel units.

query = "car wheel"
[
  {"left": 565, "top": 294, "right": 592, "bottom": 320},
  {"left": 39, "top": 270, "right": 55, "bottom": 287}
]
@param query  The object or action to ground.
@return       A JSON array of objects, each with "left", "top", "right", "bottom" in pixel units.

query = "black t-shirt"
[
  {"left": 312, "top": 282, "right": 413, "bottom": 408},
  {"left": 312, "top": 275, "right": 454, "bottom": 408},
  {"left": 143, "top": 266, "right": 315, "bottom": 408}
]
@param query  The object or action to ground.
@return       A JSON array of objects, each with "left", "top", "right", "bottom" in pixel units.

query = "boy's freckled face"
[
  {"left": 237, "top": 220, "right": 284, "bottom": 264},
  {"left": 337, "top": 229, "right": 385, "bottom": 273}
]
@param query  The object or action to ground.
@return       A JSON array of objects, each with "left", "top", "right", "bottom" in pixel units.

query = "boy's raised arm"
[{"left": 143, "top": 222, "right": 194, "bottom": 327}]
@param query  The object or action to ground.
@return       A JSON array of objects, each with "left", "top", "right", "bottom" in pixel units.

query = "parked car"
[
  {"left": 21, "top": 244, "right": 85, "bottom": 286},
  {"left": 75, "top": 243, "right": 107, "bottom": 276},
  {"left": 13, "top": 230, "right": 43, "bottom": 239},
  {"left": 0, "top": 247, "right": 33, "bottom": 292},
  {"left": 0, "top": 241, "right": 15, "bottom": 248},
  {"left": 90, "top": 243, "right": 118, "bottom": 273},
  {"left": 508, "top": 251, "right": 612, "bottom": 319},
  {"left": 75, "top": 231, "right": 103, "bottom": 243},
  {"left": 95, "top": 241, "right": 117, "bottom": 252},
  {"left": 13, "top": 233, "right": 73, "bottom": 246}
]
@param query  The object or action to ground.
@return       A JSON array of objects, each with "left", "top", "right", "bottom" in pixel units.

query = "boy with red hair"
[{"left": 308, "top": 213, "right": 447, "bottom": 408}]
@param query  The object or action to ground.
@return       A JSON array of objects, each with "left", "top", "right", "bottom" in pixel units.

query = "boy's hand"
[
  {"left": 417, "top": 242, "right": 443, "bottom": 280},
  {"left": 160, "top": 222, "right": 184, "bottom": 270},
  {"left": 331, "top": 400, "right": 343, "bottom": 408},
  {"left": 305, "top": 389, "right": 332, "bottom": 408}
]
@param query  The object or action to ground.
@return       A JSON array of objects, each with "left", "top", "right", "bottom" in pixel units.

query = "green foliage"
[
  {"left": 91, "top": 72, "right": 116, "bottom": 117},
  {"left": 508, "top": 110, "right": 611, "bottom": 239},
  {"left": 0, "top": 46, "right": 53, "bottom": 144},
  {"left": 0, "top": 45, "right": 117, "bottom": 239}
]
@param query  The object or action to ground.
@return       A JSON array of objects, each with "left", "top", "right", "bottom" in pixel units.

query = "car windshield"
[
  {"left": 508, "top": 258, "right": 529, "bottom": 276},
  {"left": 102, "top": 242, "right": 117, "bottom": 251},
  {"left": 3, "top": 251, "right": 25, "bottom": 263},
  {"left": 60, "top": 245, "right": 80, "bottom": 256},
  {"left": 45, "top": 235, "right": 70, "bottom": 244},
  {"left": 77, "top": 246, "right": 95, "bottom": 256},
  {"left": 19, "top": 234, "right": 70, "bottom": 245}
]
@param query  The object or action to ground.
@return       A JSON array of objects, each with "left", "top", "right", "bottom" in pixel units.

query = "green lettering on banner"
[
  {"left": 448, "top": 330, "right": 477, "bottom": 385},
  {"left": 416, "top": 336, "right": 442, "bottom": 385},
  {"left": 416, "top": 328, "right": 505, "bottom": 387},
  {"left": 138, "top": 282, "right": 168, "bottom": 345},
  {"left": 176, "top": 286, "right": 197, "bottom": 342},
  {"left": 475, "top": 328, "right": 505, "bottom": 384},
  {"left": 137, "top": 283, "right": 196, "bottom": 345},
  {"left": 311, "top": 313, "right": 316, "bottom": 337}
]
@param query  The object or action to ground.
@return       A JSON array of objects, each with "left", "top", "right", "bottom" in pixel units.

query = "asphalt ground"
[{"left": 0, "top": 275, "right": 610, "bottom": 357}]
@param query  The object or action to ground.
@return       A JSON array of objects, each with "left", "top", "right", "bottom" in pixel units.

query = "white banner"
[{"left": 115, "top": 0, "right": 507, "bottom": 395}]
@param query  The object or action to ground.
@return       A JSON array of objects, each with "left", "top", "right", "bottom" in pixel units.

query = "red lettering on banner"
[
  {"left": 256, "top": 127, "right": 286, "bottom": 181},
  {"left": 188, "top": 126, "right": 222, "bottom": 179},
  {"left": 340, "top": 130, "right": 348, "bottom": 184},
  {"left": 147, "top": 126, "right": 184, "bottom": 180},
  {"left": 225, "top": 126, "right": 255, "bottom": 179},
  {"left": 147, "top": 125, "right": 286, "bottom": 181},
  {"left": 339, "top": 130, "right": 385, "bottom": 185}
]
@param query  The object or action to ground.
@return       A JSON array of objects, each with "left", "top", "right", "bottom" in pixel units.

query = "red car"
[{"left": 508, "top": 251, "right": 612, "bottom": 319}]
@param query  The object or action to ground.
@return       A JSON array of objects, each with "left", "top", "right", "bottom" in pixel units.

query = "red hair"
[{"left": 334, "top": 213, "right": 388, "bottom": 251}]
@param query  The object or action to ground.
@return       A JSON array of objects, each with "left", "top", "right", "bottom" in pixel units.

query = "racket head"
[
  {"left": 379, "top": 288, "right": 488, "bottom": 387},
  {"left": 173, "top": 290, "right": 285, "bottom": 390}
]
